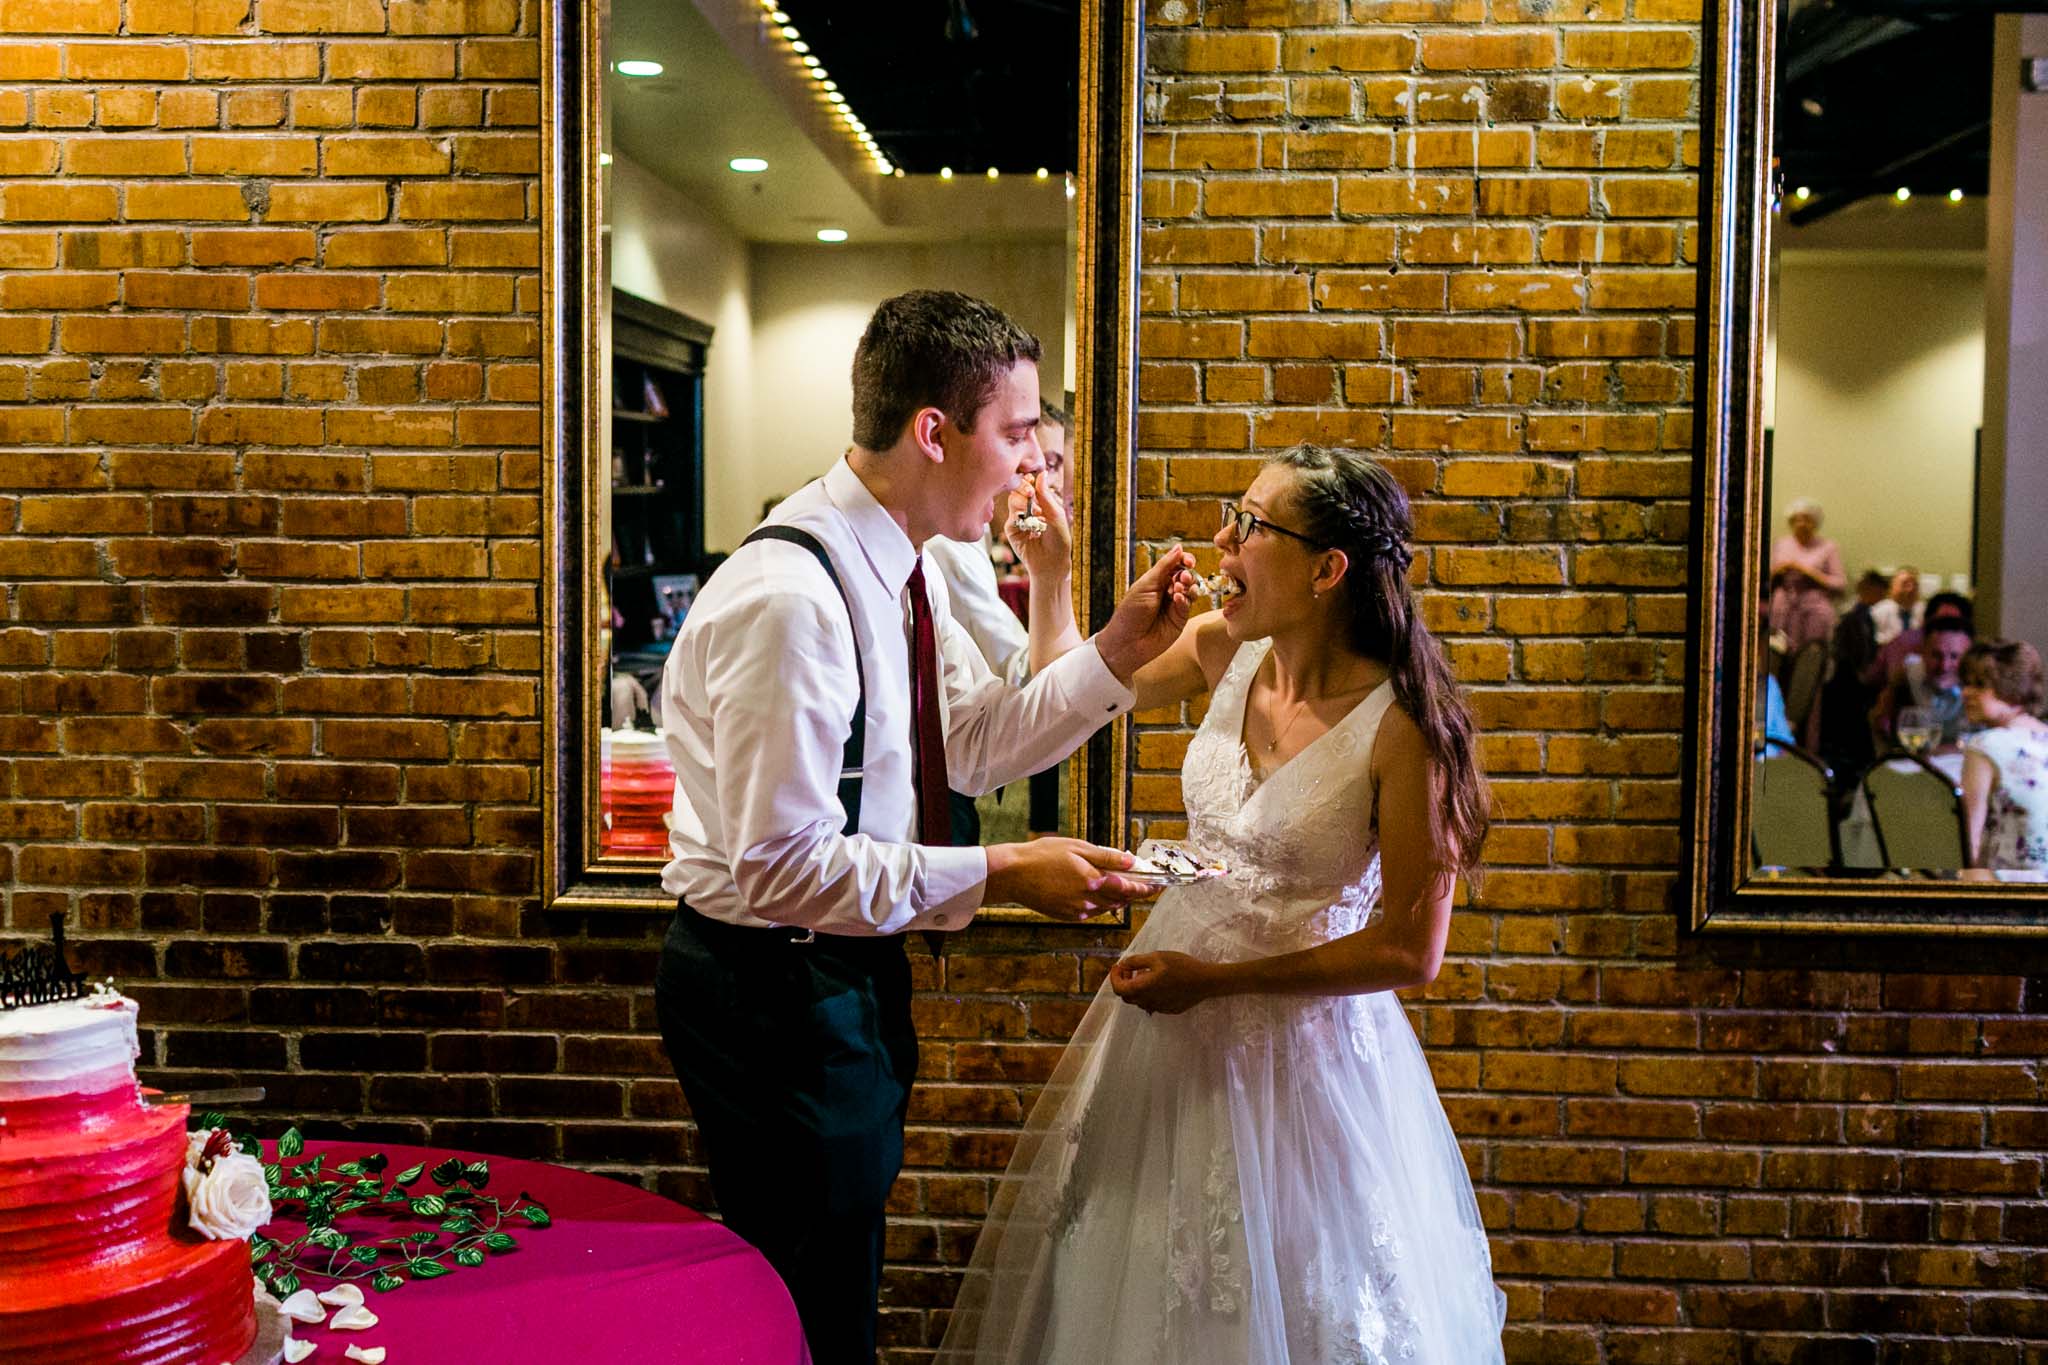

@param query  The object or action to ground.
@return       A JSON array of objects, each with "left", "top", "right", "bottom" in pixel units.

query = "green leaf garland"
[{"left": 193, "top": 1119, "right": 552, "bottom": 1298}]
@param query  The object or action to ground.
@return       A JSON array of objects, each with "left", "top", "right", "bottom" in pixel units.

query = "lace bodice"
[{"left": 1170, "top": 640, "right": 1396, "bottom": 957}]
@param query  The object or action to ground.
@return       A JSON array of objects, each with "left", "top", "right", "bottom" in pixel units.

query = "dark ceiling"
[
  {"left": 1777, "top": 0, "right": 1999, "bottom": 222},
  {"left": 779, "top": 0, "right": 1079, "bottom": 175}
]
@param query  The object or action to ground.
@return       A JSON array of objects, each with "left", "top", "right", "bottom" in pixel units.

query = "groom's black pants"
[{"left": 655, "top": 901, "right": 917, "bottom": 1365}]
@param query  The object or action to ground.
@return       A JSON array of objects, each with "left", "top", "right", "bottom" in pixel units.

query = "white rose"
[
  {"left": 185, "top": 1128, "right": 220, "bottom": 1172},
  {"left": 183, "top": 1151, "right": 273, "bottom": 1241}
]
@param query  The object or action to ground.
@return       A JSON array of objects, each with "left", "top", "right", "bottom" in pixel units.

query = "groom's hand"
[
  {"left": 1095, "top": 545, "right": 1196, "bottom": 685},
  {"left": 985, "top": 839, "right": 1158, "bottom": 921}
]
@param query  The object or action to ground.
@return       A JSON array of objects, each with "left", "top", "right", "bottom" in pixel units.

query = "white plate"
[{"left": 1126, "top": 839, "right": 1227, "bottom": 887}]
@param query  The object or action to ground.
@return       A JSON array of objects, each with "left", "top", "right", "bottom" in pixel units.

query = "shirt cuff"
[
  {"left": 1054, "top": 638, "right": 1138, "bottom": 719},
  {"left": 911, "top": 844, "right": 987, "bottom": 932}
]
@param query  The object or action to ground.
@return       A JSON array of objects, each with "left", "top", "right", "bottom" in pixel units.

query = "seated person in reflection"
[
  {"left": 1818, "top": 570, "right": 1888, "bottom": 773},
  {"left": 1768, "top": 498, "right": 1845, "bottom": 654},
  {"left": 1868, "top": 565, "right": 1923, "bottom": 647},
  {"left": 1755, "top": 580, "right": 1796, "bottom": 752},
  {"left": 1960, "top": 640, "right": 2048, "bottom": 873},
  {"left": 1876, "top": 609, "right": 1973, "bottom": 750},
  {"left": 1864, "top": 590, "right": 1970, "bottom": 693}
]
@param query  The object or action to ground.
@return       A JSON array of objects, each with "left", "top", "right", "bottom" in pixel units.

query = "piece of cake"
[{"left": 0, "top": 989, "right": 262, "bottom": 1365}]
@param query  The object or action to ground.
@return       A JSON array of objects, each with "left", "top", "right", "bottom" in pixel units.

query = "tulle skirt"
[{"left": 937, "top": 884, "right": 1506, "bottom": 1364}]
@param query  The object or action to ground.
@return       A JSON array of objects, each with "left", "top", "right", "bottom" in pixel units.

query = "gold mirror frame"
[
  {"left": 539, "top": 0, "right": 1146, "bottom": 911},
  {"left": 1683, "top": 0, "right": 2048, "bottom": 937}
]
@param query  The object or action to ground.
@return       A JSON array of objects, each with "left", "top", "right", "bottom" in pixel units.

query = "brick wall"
[{"left": 2, "top": 1, "right": 2043, "bottom": 1361}]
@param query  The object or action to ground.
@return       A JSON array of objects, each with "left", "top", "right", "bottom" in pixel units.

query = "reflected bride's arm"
[{"left": 1961, "top": 748, "right": 1995, "bottom": 867}]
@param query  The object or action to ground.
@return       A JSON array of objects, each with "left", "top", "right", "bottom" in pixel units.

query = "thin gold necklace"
[{"left": 1256, "top": 673, "right": 1379, "bottom": 753}]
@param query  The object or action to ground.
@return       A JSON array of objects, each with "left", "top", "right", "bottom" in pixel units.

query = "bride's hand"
[{"left": 1110, "top": 951, "right": 1220, "bottom": 1015}]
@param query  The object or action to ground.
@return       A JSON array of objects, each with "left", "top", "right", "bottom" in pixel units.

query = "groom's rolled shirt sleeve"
[{"left": 701, "top": 589, "right": 986, "bottom": 937}]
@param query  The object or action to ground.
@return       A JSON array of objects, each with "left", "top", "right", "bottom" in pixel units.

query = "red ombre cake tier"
[{"left": 0, "top": 993, "right": 259, "bottom": 1365}]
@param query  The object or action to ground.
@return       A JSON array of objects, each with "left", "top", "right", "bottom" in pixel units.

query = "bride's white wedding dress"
[{"left": 938, "top": 640, "right": 1506, "bottom": 1364}]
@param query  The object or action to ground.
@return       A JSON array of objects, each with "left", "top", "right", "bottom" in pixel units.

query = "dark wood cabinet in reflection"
[{"left": 606, "top": 289, "right": 708, "bottom": 667}]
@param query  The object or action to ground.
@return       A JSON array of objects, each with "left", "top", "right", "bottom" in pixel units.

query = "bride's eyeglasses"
[{"left": 1221, "top": 502, "right": 1321, "bottom": 548}]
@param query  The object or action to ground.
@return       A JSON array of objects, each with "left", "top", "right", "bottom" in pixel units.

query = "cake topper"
[{"left": 0, "top": 913, "right": 89, "bottom": 1011}]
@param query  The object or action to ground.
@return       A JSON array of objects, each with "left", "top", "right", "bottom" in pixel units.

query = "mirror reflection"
[
  {"left": 591, "top": 0, "right": 1084, "bottom": 862},
  {"left": 1749, "top": 6, "right": 2048, "bottom": 883}
]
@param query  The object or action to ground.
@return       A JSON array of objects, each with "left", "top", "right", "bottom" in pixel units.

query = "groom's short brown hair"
[{"left": 851, "top": 290, "right": 1040, "bottom": 450}]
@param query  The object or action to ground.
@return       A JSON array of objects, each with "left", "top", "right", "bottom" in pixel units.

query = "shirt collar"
[{"left": 824, "top": 457, "right": 919, "bottom": 594}]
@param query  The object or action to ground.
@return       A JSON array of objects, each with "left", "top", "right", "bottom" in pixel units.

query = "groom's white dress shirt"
[{"left": 658, "top": 457, "right": 1134, "bottom": 937}]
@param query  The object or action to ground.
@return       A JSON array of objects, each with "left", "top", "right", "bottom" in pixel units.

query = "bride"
[{"left": 937, "top": 445, "right": 1505, "bottom": 1363}]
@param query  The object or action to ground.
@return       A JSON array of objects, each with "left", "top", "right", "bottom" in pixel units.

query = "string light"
[{"left": 751, "top": 7, "right": 886, "bottom": 175}]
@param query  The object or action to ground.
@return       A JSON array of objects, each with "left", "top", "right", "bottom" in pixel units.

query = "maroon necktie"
[
  {"left": 906, "top": 561, "right": 952, "bottom": 959},
  {"left": 906, "top": 560, "right": 952, "bottom": 851}
]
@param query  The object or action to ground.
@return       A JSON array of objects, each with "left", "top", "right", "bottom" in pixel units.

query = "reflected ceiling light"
[
  {"left": 828, "top": 91, "right": 846, "bottom": 104},
  {"left": 781, "top": 24, "right": 798, "bottom": 37},
  {"left": 986, "top": 166, "right": 999, "bottom": 179},
  {"left": 770, "top": 6, "right": 789, "bottom": 17},
  {"left": 822, "top": 79, "right": 837, "bottom": 91},
  {"left": 1036, "top": 167, "right": 1049, "bottom": 179},
  {"left": 817, "top": 228, "right": 848, "bottom": 243},
  {"left": 616, "top": 59, "right": 663, "bottom": 77},
  {"left": 729, "top": 156, "right": 769, "bottom": 173},
  {"left": 940, "top": 166, "right": 954, "bottom": 179},
  {"left": 598, "top": 151, "right": 612, "bottom": 166},
  {"left": 1794, "top": 185, "right": 1810, "bottom": 201},
  {"left": 1894, "top": 186, "right": 1911, "bottom": 201},
  {"left": 893, "top": 167, "right": 905, "bottom": 178},
  {"left": 791, "top": 39, "right": 810, "bottom": 53},
  {"left": 802, "top": 54, "right": 819, "bottom": 67},
  {"left": 808, "top": 66, "right": 826, "bottom": 79},
  {"left": 1949, "top": 188, "right": 1965, "bottom": 202}
]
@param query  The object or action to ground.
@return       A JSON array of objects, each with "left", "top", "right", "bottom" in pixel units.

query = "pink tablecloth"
[{"left": 258, "top": 1141, "right": 808, "bottom": 1365}]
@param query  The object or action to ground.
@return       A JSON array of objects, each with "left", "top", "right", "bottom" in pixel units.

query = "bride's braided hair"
[{"left": 1270, "top": 444, "right": 1490, "bottom": 875}]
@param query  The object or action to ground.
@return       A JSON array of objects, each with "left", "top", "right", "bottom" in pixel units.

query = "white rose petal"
[
  {"left": 184, "top": 1151, "right": 273, "bottom": 1242},
  {"left": 278, "top": 1289, "right": 326, "bottom": 1325},
  {"left": 344, "top": 1348, "right": 386, "bottom": 1364},
  {"left": 329, "top": 1304, "right": 379, "bottom": 1331},
  {"left": 317, "top": 1284, "right": 365, "bottom": 1309},
  {"left": 284, "top": 1340, "right": 317, "bottom": 1363}
]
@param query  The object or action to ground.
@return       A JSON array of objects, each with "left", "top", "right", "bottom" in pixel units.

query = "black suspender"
[{"left": 737, "top": 526, "right": 866, "bottom": 835}]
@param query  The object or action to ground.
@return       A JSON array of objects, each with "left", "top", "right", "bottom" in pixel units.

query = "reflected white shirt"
[
  {"left": 924, "top": 532, "right": 1031, "bottom": 686},
  {"left": 658, "top": 457, "right": 1133, "bottom": 936}
]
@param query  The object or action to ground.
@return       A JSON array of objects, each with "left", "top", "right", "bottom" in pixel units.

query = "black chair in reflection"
[
  {"left": 1860, "top": 751, "right": 1969, "bottom": 872},
  {"left": 1751, "top": 743, "right": 1838, "bottom": 870}
]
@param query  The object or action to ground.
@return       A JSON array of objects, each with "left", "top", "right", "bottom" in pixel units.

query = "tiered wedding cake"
[{"left": 0, "top": 989, "right": 261, "bottom": 1365}]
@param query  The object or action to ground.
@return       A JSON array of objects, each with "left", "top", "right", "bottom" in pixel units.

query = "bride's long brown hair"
[{"left": 1271, "top": 444, "right": 1491, "bottom": 874}]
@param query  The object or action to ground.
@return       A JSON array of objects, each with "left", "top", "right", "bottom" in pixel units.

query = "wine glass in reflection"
[{"left": 1896, "top": 706, "right": 1939, "bottom": 756}]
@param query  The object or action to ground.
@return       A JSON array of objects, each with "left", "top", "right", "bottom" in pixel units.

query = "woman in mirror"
[
  {"left": 940, "top": 445, "right": 1504, "bottom": 1362},
  {"left": 1960, "top": 640, "right": 2048, "bottom": 874},
  {"left": 1767, "top": 498, "right": 1846, "bottom": 656}
]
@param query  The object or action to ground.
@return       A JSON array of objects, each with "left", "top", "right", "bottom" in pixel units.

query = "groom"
[{"left": 652, "top": 289, "right": 1192, "bottom": 1363}]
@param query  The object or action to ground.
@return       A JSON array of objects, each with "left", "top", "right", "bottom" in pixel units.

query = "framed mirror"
[
  {"left": 542, "top": 0, "right": 1145, "bottom": 910},
  {"left": 1684, "top": 0, "right": 2048, "bottom": 933}
]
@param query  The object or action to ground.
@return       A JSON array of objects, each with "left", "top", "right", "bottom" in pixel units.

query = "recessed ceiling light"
[
  {"left": 986, "top": 167, "right": 999, "bottom": 179},
  {"left": 781, "top": 24, "right": 798, "bottom": 38},
  {"left": 729, "top": 156, "right": 769, "bottom": 173},
  {"left": 599, "top": 151, "right": 612, "bottom": 166},
  {"left": 1895, "top": 186, "right": 1911, "bottom": 201},
  {"left": 828, "top": 91, "right": 845, "bottom": 104},
  {"left": 770, "top": 6, "right": 789, "bottom": 18},
  {"left": 1036, "top": 167, "right": 1049, "bottom": 179},
  {"left": 1794, "top": 186, "right": 1810, "bottom": 201},
  {"left": 790, "top": 39, "right": 809, "bottom": 53},
  {"left": 616, "top": 59, "right": 663, "bottom": 77},
  {"left": 817, "top": 228, "right": 848, "bottom": 243},
  {"left": 802, "top": 54, "right": 819, "bottom": 67},
  {"left": 939, "top": 166, "right": 953, "bottom": 180},
  {"left": 1949, "top": 188, "right": 1964, "bottom": 202},
  {"left": 808, "top": 67, "right": 825, "bottom": 80},
  {"left": 822, "top": 79, "right": 837, "bottom": 91}
]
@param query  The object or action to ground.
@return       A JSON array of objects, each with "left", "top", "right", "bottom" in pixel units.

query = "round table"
[{"left": 256, "top": 1141, "right": 808, "bottom": 1364}]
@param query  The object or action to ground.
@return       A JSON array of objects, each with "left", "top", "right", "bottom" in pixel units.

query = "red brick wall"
[{"left": 1, "top": 1, "right": 2043, "bottom": 1361}]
